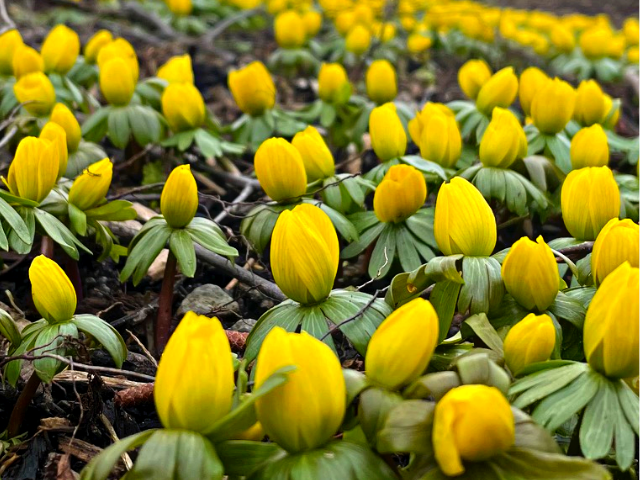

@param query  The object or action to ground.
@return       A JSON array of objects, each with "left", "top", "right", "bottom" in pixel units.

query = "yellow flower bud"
[
  {"left": 475, "top": 67, "right": 518, "bottom": 116},
  {"left": 503, "top": 313, "right": 556, "bottom": 374},
  {"left": 41, "top": 24, "right": 80, "bottom": 75},
  {"left": 166, "top": 0, "right": 193, "bottom": 16},
  {"left": 50, "top": 103, "right": 82, "bottom": 153},
  {"left": 275, "top": 10, "right": 306, "bottom": 49},
  {"left": 0, "top": 29, "right": 23, "bottom": 76},
  {"left": 97, "top": 38, "right": 139, "bottom": 84},
  {"left": 369, "top": 103, "right": 407, "bottom": 161},
  {"left": 584, "top": 262, "right": 639, "bottom": 379},
  {"left": 602, "top": 94, "right": 620, "bottom": 129},
  {"left": 39, "top": 122, "right": 68, "bottom": 180},
  {"left": 84, "top": 30, "right": 113, "bottom": 64},
  {"left": 624, "top": 18, "right": 639, "bottom": 46},
  {"left": 302, "top": 10, "right": 322, "bottom": 38},
  {"left": 232, "top": 421, "right": 265, "bottom": 441},
  {"left": 550, "top": 23, "right": 576, "bottom": 53},
  {"left": 408, "top": 102, "right": 453, "bottom": 146},
  {"left": 561, "top": 166, "right": 620, "bottom": 240},
  {"left": 254, "top": 138, "right": 307, "bottom": 202},
  {"left": 608, "top": 34, "right": 626, "bottom": 59},
  {"left": 345, "top": 24, "right": 371, "bottom": 55},
  {"left": 7, "top": 137, "right": 58, "bottom": 203},
  {"left": 407, "top": 33, "right": 432, "bottom": 54},
  {"left": 155, "top": 312, "right": 234, "bottom": 432},
  {"left": 68, "top": 158, "right": 113, "bottom": 211},
  {"left": 502, "top": 236, "right": 559, "bottom": 311},
  {"left": 228, "top": 61, "right": 276, "bottom": 117},
  {"left": 518, "top": 67, "right": 549, "bottom": 117},
  {"left": 480, "top": 107, "right": 527, "bottom": 168},
  {"left": 29, "top": 255, "right": 77, "bottom": 324},
  {"left": 271, "top": 204, "right": 338, "bottom": 304},
  {"left": 374, "top": 165, "right": 426, "bottom": 223},
  {"left": 530, "top": 78, "right": 576, "bottom": 134},
  {"left": 255, "top": 327, "right": 345, "bottom": 452},
  {"left": 574, "top": 80, "right": 607, "bottom": 126},
  {"left": 160, "top": 165, "right": 199, "bottom": 228},
  {"left": 334, "top": 10, "right": 356, "bottom": 35},
  {"left": 12, "top": 45, "right": 44, "bottom": 80},
  {"left": 628, "top": 46, "right": 639, "bottom": 64},
  {"left": 162, "top": 83, "right": 205, "bottom": 133},
  {"left": 291, "top": 126, "right": 335, "bottom": 182},
  {"left": 591, "top": 218, "right": 639, "bottom": 286},
  {"left": 366, "top": 59, "right": 397, "bottom": 105},
  {"left": 13, "top": 72, "right": 56, "bottom": 116},
  {"left": 418, "top": 108, "right": 461, "bottom": 168},
  {"left": 373, "top": 22, "right": 396, "bottom": 43},
  {"left": 157, "top": 54, "right": 194, "bottom": 84},
  {"left": 579, "top": 27, "right": 611, "bottom": 59},
  {"left": 365, "top": 298, "right": 438, "bottom": 389},
  {"left": 317, "top": 63, "right": 351, "bottom": 104},
  {"left": 458, "top": 59, "right": 492, "bottom": 101},
  {"left": 434, "top": 177, "right": 496, "bottom": 256},
  {"left": 99, "top": 57, "right": 136, "bottom": 106},
  {"left": 570, "top": 124, "right": 609, "bottom": 169},
  {"left": 433, "top": 385, "right": 514, "bottom": 477}
]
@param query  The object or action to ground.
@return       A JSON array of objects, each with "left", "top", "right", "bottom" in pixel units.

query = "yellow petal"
[{"left": 29, "top": 255, "right": 77, "bottom": 323}]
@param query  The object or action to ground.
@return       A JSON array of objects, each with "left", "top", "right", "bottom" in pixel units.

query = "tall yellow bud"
[
  {"left": 0, "top": 29, "right": 23, "bottom": 76},
  {"left": 50, "top": 103, "right": 82, "bottom": 153},
  {"left": 458, "top": 59, "right": 492, "bottom": 100},
  {"left": 366, "top": 60, "right": 397, "bottom": 105},
  {"left": 12, "top": 45, "right": 44, "bottom": 80},
  {"left": 369, "top": 103, "right": 407, "bottom": 161},
  {"left": 99, "top": 57, "right": 136, "bottom": 106},
  {"left": 274, "top": 10, "right": 306, "bottom": 48},
  {"left": 29, "top": 255, "right": 77, "bottom": 324},
  {"left": 570, "top": 124, "right": 609, "bottom": 169},
  {"left": 160, "top": 165, "right": 199, "bottom": 228},
  {"left": 41, "top": 24, "right": 80, "bottom": 75},
  {"left": 39, "top": 122, "right": 68, "bottom": 180},
  {"left": 6, "top": 137, "right": 58, "bottom": 203},
  {"left": 317, "top": 63, "right": 351, "bottom": 105},
  {"left": 162, "top": 83, "right": 206, "bottom": 132},
  {"left": 530, "top": 78, "right": 576, "bottom": 134},
  {"left": 157, "top": 54, "right": 194, "bottom": 85},
  {"left": 591, "top": 218, "right": 639, "bottom": 286},
  {"left": 254, "top": 138, "right": 307, "bottom": 202},
  {"left": 479, "top": 107, "right": 527, "bottom": 168},
  {"left": 228, "top": 61, "right": 276, "bottom": 117},
  {"left": 475, "top": 67, "right": 518, "bottom": 116},
  {"left": 518, "top": 67, "right": 549, "bottom": 117},
  {"left": 418, "top": 108, "right": 461, "bottom": 168},
  {"left": 84, "top": 30, "right": 113, "bottom": 65},
  {"left": 291, "top": 126, "right": 335, "bottom": 182},
  {"left": 345, "top": 24, "right": 371, "bottom": 55},
  {"left": 574, "top": 80, "right": 607, "bottom": 126}
]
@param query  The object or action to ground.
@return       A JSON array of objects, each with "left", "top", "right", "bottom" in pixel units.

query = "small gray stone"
[
  {"left": 230, "top": 318, "right": 257, "bottom": 333},
  {"left": 177, "top": 284, "right": 241, "bottom": 319}
]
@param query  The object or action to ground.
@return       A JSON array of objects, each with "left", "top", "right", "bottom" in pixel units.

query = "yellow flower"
[
  {"left": 458, "top": 59, "right": 492, "bottom": 101},
  {"left": 579, "top": 27, "right": 611, "bottom": 59},
  {"left": 602, "top": 94, "right": 620, "bottom": 129},
  {"left": 418, "top": 107, "right": 461, "bottom": 168},
  {"left": 584, "top": 262, "right": 639, "bottom": 379},
  {"left": 623, "top": 18, "right": 639, "bottom": 46},
  {"left": 434, "top": 177, "right": 496, "bottom": 256},
  {"left": 68, "top": 158, "right": 113, "bottom": 211},
  {"left": 255, "top": 327, "right": 345, "bottom": 452},
  {"left": 271, "top": 204, "right": 338, "bottom": 304},
  {"left": 157, "top": 54, "right": 194, "bottom": 84},
  {"left": 50, "top": 103, "right": 82, "bottom": 153},
  {"left": 6, "top": 137, "right": 58, "bottom": 203},
  {"left": 408, "top": 102, "right": 454, "bottom": 145},
  {"left": 166, "top": 0, "right": 193, "bottom": 16},
  {"left": 369, "top": 103, "right": 407, "bottom": 161},
  {"left": 570, "top": 124, "right": 609, "bottom": 169},
  {"left": 334, "top": 10, "right": 356, "bottom": 36},
  {"left": 561, "top": 166, "right": 620, "bottom": 240},
  {"left": 502, "top": 236, "right": 559, "bottom": 312},
  {"left": 433, "top": 385, "right": 514, "bottom": 477},
  {"left": 503, "top": 313, "right": 556, "bottom": 375},
  {"left": 275, "top": 10, "right": 306, "bottom": 48},
  {"left": 13, "top": 72, "right": 56, "bottom": 116},
  {"left": 12, "top": 45, "right": 44, "bottom": 80},
  {"left": 366, "top": 59, "right": 397, "bottom": 104},
  {"left": 99, "top": 57, "right": 136, "bottom": 106},
  {"left": 97, "top": 38, "right": 139, "bottom": 83},
  {"left": 574, "top": 80, "right": 607, "bottom": 126},
  {"left": 407, "top": 33, "right": 432, "bottom": 54},
  {"left": 365, "top": 298, "right": 438, "bottom": 389},
  {"left": 479, "top": 107, "right": 527, "bottom": 168},
  {"left": 591, "top": 218, "right": 639, "bottom": 286},
  {"left": 0, "top": 29, "right": 22, "bottom": 76},
  {"left": 518, "top": 67, "right": 549, "bottom": 117},
  {"left": 39, "top": 122, "right": 68, "bottom": 180},
  {"left": 373, "top": 22, "right": 396, "bottom": 43},
  {"left": 628, "top": 46, "right": 639, "bottom": 64},
  {"left": 155, "top": 312, "right": 234, "bottom": 432},
  {"left": 162, "top": 83, "right": 206, "bottom": 132},
  {"left": 228, "top": 61, "right": 276, "bottom": 117},
  {"left": 84, "top": 30, "right": 113, "bottom": 64},
  {"left": 345, "top": 24, "right": 371, "bottom": 55},
  {"left": 41, "top": 24, "right": 80, "bottom": 75},
  {"left": 302, "top": 10, "right": 322, "bottom": 38},
  {"left": 317, "top": 63, "right": 351, "bottom": 104},
  {"left": 530, "top": 78, "right": 576, "bottom": 134},
  {"left": 550, "top": 23, "right": 576, "bottom": 53},
  {"left": 475, "top": 67, "right": 518, "bottom": 116},
  {"left": 374, "top": 165, "right": 426, "bottom": 223},
  {"left": 232, "top": 421, "right": 265, "bottom": 441},
  {"left": 254, "top": 138, "right": 307, "bottom": 202},
  {"left": 160, "top": 165, "right": 199, "bottom": 228},
  {"left": 29, "top": 255, "right": 77, "bottom": 324},
  {"left": 291, "top": 126, "right": 335, "bottom": 182}
]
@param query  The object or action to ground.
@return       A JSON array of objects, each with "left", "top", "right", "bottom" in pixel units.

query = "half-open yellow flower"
[
  {"left": 228, "top": 61, "right": 276, "bottom": 117},
  {"left": 41, "top": 24, "right": 80, "bottom": 75},
  {"left": 6, "top": 136, "right": 58, "bottom": 203},
  {"left": 161, "top": 83, "right": 206, "bottom": 132},
  {"left": 374, "top": 164, "right": 426, "bottom": 223},
  {"left": 13, "top": 72, "right": 56, "bottom": 116},
  {"left": 157, "top": 54, "right": 194, "bottom": 84}
]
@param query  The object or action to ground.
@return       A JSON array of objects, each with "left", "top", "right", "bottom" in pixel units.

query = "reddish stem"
[
  {"left": 40, "top": 236, "right": 54, "bottom": 258},
  {"left": 156, "top": 251, "right": 177, "bottom": 354},
  {"left": 7, "top": 372, "right": 42, "bottom": 437},
  {"left": 62, "top": 254, "right": 83, "bottom": 302}
]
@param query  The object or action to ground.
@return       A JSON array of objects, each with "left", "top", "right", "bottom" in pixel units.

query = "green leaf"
[
  {"left": 369, "top": 223, "right": 396, "bottom": 278},
  {"left": 300, "top": 306, "right": 335, "bottom": 353},
  {"left": 612, "top": 381, "right": 636, "bottom": 470},
  {"left": 244, "top": 301, "right": 301, "bottom": 362},
  {"left": 395, "top": 225, "right": 422, "bottom": 272},
  {"left": 128, "top": 105, "right": 163, "bottom": 146},
  {"left": 340, "top": 221, "right": 385, "bottom": 259},
  {"left": 343, "top": 369, "right": 370, "bottom": 405},
  {"left": 510, "top": 362, "right": 587, "bottom": 408},
  {"left": 0, "top": 308, "right": 20, "bottom": 347},
  {"left": 72, "top": 314, "right": 127, "bottom": 368},
  {"left": 459, "top": 256, "right": 504, "bottom": 315},
  {"left": 194, "top": 129, "right": 224, "bottom": 159},
  {"left": 463, "top": 313, "right": 504, "bottom": 354},
  {"left": 186, "top": 218, "right": 238, "bottom": 258},
  {"left": 35, "top": 208, "right": 91, "bottom": 260},
  {"left": 120, "top": 225, "right": 172, "bottom": 285},
  {"left": 216, "top": 441, "right": 284, "bottom": 477},
  {"left": 579, "top": 380, "right": 616, "bottom": 460},
  {"left": 614, "top": 380, "right": 640, "bottom": 436},
  {"left": 33, "top": 323, "right": 78, "bottom": 383},
  {"left": 400, "top": 156, "right": 448, "bottom": 180},
  {"left": 107, "top": 107, "right": 132, "bottom": 149},
  {"left": 377, "top": 400, "right": 435, "bottom": 455},
  {"left": 545, "top": 134, "right": 571, "bottom": 174},
  {"left": 405, "top": 208, "right": 437, "bottom": 249},
  {"left": 404, "top": 371, "right": 462, "bottom": 401},
  {"left": 170, "top": 229, "right": 197, "bottom": 278},
  {"left": 85, "top": 200, "right": 137, "bottom": 222},
  {"left": 305, "top": 200, "right": 359, "bottom": 242},
  {"left": 0, "top": 195, "right": 30, "bottom": 243},
  {"left": 431, "top": 280, "right": 463, "bottom": 343},
  {"left": 68, "top": 203, "right": 87, "bottom": 236},
  {"left": 358, "top": 387, "right": 403, "bottom": 447},
  {"left": 547, "top": 292, "right": 586, "bottom": 329},
  {"left": 81, "top": 107, "right": 111, "bottom": 142}
]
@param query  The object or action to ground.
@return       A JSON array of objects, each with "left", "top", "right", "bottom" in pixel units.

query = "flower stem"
[
  {"left": 40, "top": 235, "right": 54, "bottom": 258},
  {"left": 62, "top": 253, "right": 83, "bottom": 302},
  {"left": 156, "top": 250, "right": 177, "bottom": 354},
  {"left": 7, "top": 372, "right": 41, "bottom": 438}
]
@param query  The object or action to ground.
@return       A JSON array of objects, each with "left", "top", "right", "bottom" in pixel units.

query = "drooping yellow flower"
[
  {"left": 365, "top": 298, "right": 438, "bottom": 389},
  {"left": 457, "top": 59, "right": 492, "bottom": 101},
  {"left": 228, "top": 61, "right": 276, "bottom": 117},
  {"left": 84, "top": 30, "right": 113, "bottom": 64},
  {"left": 561, "top": 166, "right": 620, "bottom": 241},
  {"left": 570, "top": 124, "right": 609, "bottom": 169},
  {"left": 13, "top": 72, "right": 56, "bottom": 116},
  {"left": 475, "top": 67, "right": 518, "bottom": 116},
  {"left": 157, "top": 54, "right": 194, "bottom": 84},
  {"left": 369, "top": 103, "right": 407, "bottom": 161},
  {"left": 271, "top": 204, "right": 338, "bottom": 304},
  {"left": 162, "top": 83, "right": 206, "bottom": 132},
  {"left": 434, "top": 177, "right": 496, "bottom": 256},
  {"left": 408, "top": 102, "right": 454, "bottom": 145},
  {"left": 433, "top": 385, "right": 514, "bottom": 477},
  {"left": 418, "top": 108, "right": 461, "bottom": 168},
  {"left": 0, "top": 29, "right": 23, "bottom": 76},
  {"left": 6, "top": 137, "right": 58, "bottom": 203},
  {"left": 155, "top": 312, "right": 235, "bottom": 432},
  {"left": 591, "top": 218, "right": 639, "bottom": 286},
  {"left": 530, "top": 77, "right": 576, "bottom": 134},
  {"left": 374, "top": 165, "right": 426, "bottom": 223},
  {"left": 96, "top": 38, "right": 139, "bottom": 83},
  {"left": 99, "top": 57, "right": 136, "bottom": 106},
  {"left": 160, "top": 165, "right": 199, "bottom": 228},
  {"left": 275, "top": 10, "right": 306, "bottom": 48},
  {"left": 68, "top": 158, "right": 113, "bottom": 211},
  {"left": 39, "top": 122, "right": 68, "bottom": 180},
  {"left": 518, "top": 67, "right": 549, "bottom": 117},
  {"left": 503, "top": 313, "right": 556, "bottom": 374},
  {"left": 479, "top": 107, "right": 527, "bottom": 168},
  {"left": 255, "top": 327, "right": 346, "bottom": 452},
  {"left": 254, "top": 138, "right": 307, "bottom": 202},
  {"left": 550, "top": 23, "right": 576, "bottom": 53},
  {"left": 41, "top": 24, "right": 80, "bottom": 75},
  {"left": 302, "top": 10, "right": 322, "bottom": 38},
  {"left": 345, "top": 24, "right": 371, "bottom": 55},
  {"left": 291, "top": 126, "right": 335, "bottom": 182},
  {"left": 584, "top": 262, "right": 639, "bottom": 379},
  {"left": 29, "top": 255, "right": 77, "bottom": 324},
  {"left": 317, "top": 63, "right": 351, "bottom": 105},
  {"left": 12, "top": 45, "right": 44, "bottom": 80},
  {"left": 366, "top": 59, "right": 397, "bottom": 105},
  {"left": 50, "top": 103, "right": 82, "bottom": 153},
  {"left": 574, "top": 80, "right": 607, "bottom": 126},
  {"left": 166, "top": 0, "right": 193, "bottom": 16},
  {"left": 502, "top": 236, "right": 559, "bottom": 312}
]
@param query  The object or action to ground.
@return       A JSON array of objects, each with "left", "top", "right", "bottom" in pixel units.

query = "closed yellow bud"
[
  {"left": 41, "top": 24, "right": 80, "bottom": 75},
  {"left": 530, "top": 78, "right": 576, "bottom": 134},
  {"left": 574, "top": 80, "right": 607, "bottom": 126},
  {"left": 628, "top": 46, "right": 639, "bottom": 64},
  {"left": 434, "top": 177, "right": 496, "bottom": 256},
  {"left": 160, "top": 165, "right": 199, "bottom": 228},
  {"left": 302, "top": 10, "right": 322, "bottom": 38},
  {"left": 84, "top": 30, "right": 113, "bottom": 64},
  {"left": 624, "top": 18, "right": 639, "bottom": 46},
  {"left": 39, "top": 122, "right": 68, "bottom": 180},
  {"left": 228, "top": 61, "right": 276, "bottom": 117},
  {"left": 291, "top": 126, "right": 335, "bottom": 182},
  {"left": 475, "top": 67, "right": 518, "bottom": 116},
  {"left": 50, "top": 103, "right": 82, "bottom": 153},
  {"left": 408, "top": 102, "right": 453, "bottom": 145},
  {"left": 502, "top": 236, "right": 559, "bottom": 311},
  {"left": 579, "top": 27, "right": 611, "bottom": 59},
  {"left": 99, "top": 57, "right": 136, "bottom": 106},
  {"left": 374, "top": 165, "right": 426, "bottom": 223},
  {"left": 13, "top": 72, "right": 56, "bottom": 116},
  {"left": 570, "top": 124, "right": 609, "bottom": 169},
  {"left": 373, "top": 22, "right": 396, "bottom": 43},
  {"left": 504, "top": 313, "right": 555, "bottom": 374},
  {"left": 166, "top": 0, "right": 193, "bottom": 16},
  {"left": 254, "top": 138, "right": 307, "bottom": 202},
  {"left": 458, "top": 59, "right": 492, "bottom": 101},
  {"left": 12, "top": 45, "right": 44, "bottom": 80},
  {"left": 97, "top": 38, "right": 139, "bottom": 83},
  {"left": 155, "top": 312, "right": 235, "bottom": 432},
  {"left": 271, "top": 204, "right": 338, "bottom": 304},
  {"left": 255, "top": 327, "right": 345, "bottom": 452},
  {"left": 584, "top": 262, "right": 639, "bottom": 379},
  {"left": 365, "top": 298, "right": 438, "bottom": 389},
  {"left": 157, "top": 54, "right": 194, "bottom": 84},
  {"left": 366, "top": 59, "right": 397, "bottom": 105},
  {"left": 0, "top": 29, "right": 23, "bottom": 76},
  {"left": 561, "top": 166, "right": 620, "bottom": 241},
  {"left": 369, "top": 103, "right": 407, "bottom": 161},
  {"left": 275, "top": 10, "right": 306, "bottom": 48},
  {"left": 433, "top": 385, "right": 514, "bottom": 477},
  {"left": 551, "top": 24, "right": 576, "bottom": 53},
  {"left": 317, "top": 63, "right": 351, "bottom": 104},
  {"left": 29, "top": 255, "right": 77, "bottom": 324},
  {"left": 518, "top": 67, "right": 549, "bottom": 117},
  {"left": 162, "top": 83, "right": 205, "bottom": 132},
  {"left": 334, "top": 10, "right": 356, "bottom": 36},
  {"left": 591, "top": 218, "right": 639, "bottom": 286},
  {"left": 418, "top": 108, "right": 461, "bottom": 168},
  {"left": 345, "top": 24, "right": 371, "bottom": 55},
  {"left": 7, "top": 137, "right": 58, "bottom": 203},
  {"left": 480, "top": 107, "right": 527, "bottom": 168},
  {"left": 407, "top": 33, "right": 432, "bottom": 53},
  {"left": 602, "top": 94, "right": 620, "bottom": 129},
  {"left": 68, "top": 158, "right": 113, "bottom": 210}
]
